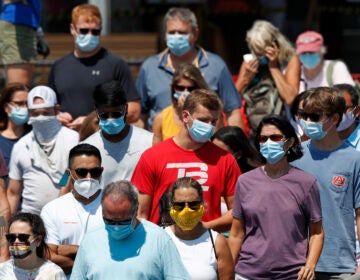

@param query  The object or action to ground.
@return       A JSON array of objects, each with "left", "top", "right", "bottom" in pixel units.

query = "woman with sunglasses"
[
  {"left": 228, "top": 115, "right": 324, "bottom": 280},
  {"left": 0, "top": 212, "right": 66, "bottom": 279},
  {"left": 152, "top": 63, "right": 223, "bottom": 144},
  {"left": 0, "top": 83, "right": 31, "bottom": 167},
  {"left": 165, "top": 177, "right": 234, "bottom": 280}
]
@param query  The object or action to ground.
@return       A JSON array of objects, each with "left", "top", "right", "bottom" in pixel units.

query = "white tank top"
[{"left": 165, "top": 227, "right": 218, "bottom": 280}]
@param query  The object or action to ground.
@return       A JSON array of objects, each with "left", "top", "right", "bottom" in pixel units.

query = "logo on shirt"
[
  {"left": 332, "top": 175, "right": 346, "bottom": 188},
  {"left": 166, "top": 162, "right": 209, "bottom": 191},
  {"left": 92, "top": 70, "right": 100, "bottom": 76}
]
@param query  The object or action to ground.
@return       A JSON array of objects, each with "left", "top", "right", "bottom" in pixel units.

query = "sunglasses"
[
  {"left": 77, "top": 28, "right": 101, "bottom": 36},
  {"left": 258, "top": 134, "right": 285, "bottom": 144},
  {"left": 172, "top": 201, "right": 202, "bottom": 211},
  {"left": 297, "top": 110, "right": 323, "bottom": 122},
  {"left": 97, "top": 110, "right": 125, "bottom": 121},
  {"left": 6, "top": 233, "right": 30, "bottom": 243},
  {"left": 74, "top": 167, "right": 102, "bottom": 178},
  {"left": 174, "top": 85, "right": 196, "bottom": 92},
  {"left": 103, "top": 216, "right": 133, "bottom": 226}
]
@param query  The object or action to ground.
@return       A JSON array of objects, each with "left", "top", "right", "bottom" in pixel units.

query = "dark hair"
[
  {"left": 290, "top": 91, "right": 309, "bottom": 121},
  {"left": 334, "top": 83, "right": 359, "bottom": 106},
  {"left": 68, "top": 143, "right": 102, "bottom": 168},
  {"left": 0, "top": 83, "right": 29, "bottom": 130},
  {"left": 93, "top": 80, "right": 127, "bottom": 108},
  {"left": 255, "top": 115, "right": 303, "bottom": 162},
  {"left": 169, "top": 177, "right": 203, "bottom": 203},
  {"left": 102, "top": 180, "right": 139, "bottom": 215},
  {"left": 8, "top": 212, "right": 50, "bottom": 258}
]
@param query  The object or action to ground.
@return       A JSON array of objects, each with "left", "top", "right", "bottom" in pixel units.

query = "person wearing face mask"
[
  {"left": 131, "top": 89, "right": 241, "bottom": 232},
  {"left": 0, "top": 83, "right": 32, "bottom": 167},
  {"left": 292, "top": 87, "right": 360, "bottom": 279},
  {"left": 296, "top": 31, "right": 354, "bottom": 93},
  {"left": 48, "top": 4, "right": 140, "bottom": 131},
  {"left": 229, "top": 115, "right": 324, "bottom": 280},
  {"left": 165, "top": 177, "right": 234, "bottom": 280},
  {"left": 137, "top": 7, "right": 243, "bottom": 131},
  {"left": 7, "top": 85, "right": 79, "bottom": 216},
  {"left": 40, "top": 144, "right": 104, "bottom": 278},
  {"left": 70, "top": 180, "right": 191, "bottom": 280},
  {"left": 0, "top": 212, "right": 66, "bottom": 279}
]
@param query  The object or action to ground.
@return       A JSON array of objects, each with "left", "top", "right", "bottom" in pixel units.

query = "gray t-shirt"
[
  {"left": 232, "top": 166, "right": 321, "bottom": 279},
  {"left": 82, "top": 125, "right": 153, "bottom": 187}
]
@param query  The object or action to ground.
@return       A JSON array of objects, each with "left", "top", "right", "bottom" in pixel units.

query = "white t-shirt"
[
  {"left": 41, "top": 192, "right": 103, "bottom": 246},
  {"left": 0, "top": 259, "right": 66, "bottom": 280},
  {"left": 165, "top": 227, "right": 218, "bottom": 280},
  {"left": 299, "top": 60, "right": 355, "bottom": 92},
  {"left": 9, "top": 127, "right": 79, "bottom": 215},
  {"left": 82, "top": 125, "right": 153, "bottom": 186}
]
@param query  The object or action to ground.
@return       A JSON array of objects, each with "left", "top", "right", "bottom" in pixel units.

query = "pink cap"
[{"left": 296, "top": 31, "right": 324, "bottom": 54}]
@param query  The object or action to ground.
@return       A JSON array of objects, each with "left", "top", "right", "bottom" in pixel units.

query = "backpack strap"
[
  {"left": 326, "top": 60, "right": 338, "bottom": 87},
  {"left": 208, "top": 229, "right": 218, "bottom": 260}
]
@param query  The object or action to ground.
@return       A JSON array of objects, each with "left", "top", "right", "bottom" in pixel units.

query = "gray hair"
[
  {"left": 162, "top": 7, "right": 198, "bottom": 35},
  {"left": 101, "top": 180, "right": 139, "bottom": 214}
]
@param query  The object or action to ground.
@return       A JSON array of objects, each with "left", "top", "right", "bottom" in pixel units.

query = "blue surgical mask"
[
  {"left": 166, "top": 34, "right": 190, "bottom": 56},
  {"left": 76, "top": 34, "right": 99, "bottom": 52},
  {"left": 105, "top": 220, "right": 135, "bottom": 240},
  {"left": 99, "top": 116, "right": 125, "bottom": 135},
  {"left": 260, "top": 139, "right": 286, "bottom": 164},
  {"left": 173, "top": 91, "right": 190, "bottom": 100},
  {"left": 300, "top": 119, "right": 329, "bottom": 140},
  {"left": 299, "top": 53, "right": 321, "bottom": 70},
  {"left": 259, "top": 55, "right": 268, "bottom": 65},
  {"left": 187, "top": 117, "right": 215, "bottom": 143},
  {"left": 8, "top": 105, "right": 29, "bottom": 125}
]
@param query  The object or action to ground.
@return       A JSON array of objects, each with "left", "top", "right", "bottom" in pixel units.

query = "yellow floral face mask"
[{"left": 170, "top": 204, "right": 204, "bottom": 231}]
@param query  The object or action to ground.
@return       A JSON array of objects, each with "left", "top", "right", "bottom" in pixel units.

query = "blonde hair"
[
  {"left": 246, "top": 20, "right": 295, "bottom": 65},
  {"left": 71, "top": 4, "right": 102, "bottom": 25}
]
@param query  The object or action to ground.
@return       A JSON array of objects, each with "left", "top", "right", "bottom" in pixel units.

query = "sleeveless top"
[
  {"left": 165, "top": 227, "right": 218, "bottom": 280},
  {"left": 161, "top": 106, "right": 181, "bottom": 140}
]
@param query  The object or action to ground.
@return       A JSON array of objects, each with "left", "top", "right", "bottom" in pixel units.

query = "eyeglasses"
[
  {"left": 172, "top": 201, "right": 202, "bottom": 211},
  {"left": 74, "top": 167, "right": 102, "bottom": 178},
  {"left": 6, "top": 233, "right": 31, "bottom": 243},
  {"left": 174, "top": 85, "right": 196, "bottom": 92},
  {"left": 9, "top": 101, "right": 27, "bottom": 108},
  {"left": 297, "top": 110, "right": 323, "bottom": 122},
  {"left": 258, "top": 134, "right": 285, "bottom": 143},
  {"left": 96, "top": 109, "right": 126, "bottom": 121},
  {"left": 103, "top": 216, "right": 133, "bottom": 226},
  {"left": 76, "top": 27, "right": 101, "bottom": 36}
]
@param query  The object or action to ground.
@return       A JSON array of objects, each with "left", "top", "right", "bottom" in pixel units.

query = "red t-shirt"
[{"left": 131, "top": 138, "right": 241, "bottom": 224}]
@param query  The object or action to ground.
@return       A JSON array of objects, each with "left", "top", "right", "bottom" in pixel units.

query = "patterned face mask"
[{"left": 170, "top": 204, "right": 204, "bottom": 231}]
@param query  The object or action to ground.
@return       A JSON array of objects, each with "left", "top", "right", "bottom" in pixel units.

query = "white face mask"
[
  {"left": 28, "top": 115, "right": 61, "bottom": 142},
  {"left": 72, "top": 176, "right": 101, "bottom": 199},
  {"left": 337, "top": 110, "right": 356, "bottom": 132}
]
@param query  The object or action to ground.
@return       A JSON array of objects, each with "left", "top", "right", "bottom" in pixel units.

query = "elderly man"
[
  {"left": 48, "top": 4, "right": 140, "bottom": 130},
  {"left": 136, "top": 7, "right": 243, "bottom": 130},
  {"left": 131, "top": 89, "right": 241, "bottom": 232},
  {"left": 7, "top": 85, "right": 78, "bottom": 215},
  {"left": 41, "top": 144, "right": 104, "bottom": 277},
  {"left": 70, "top": 180, "right": 190, "bottom": 280}
]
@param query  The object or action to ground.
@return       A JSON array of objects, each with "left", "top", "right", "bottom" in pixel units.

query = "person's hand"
[
  {"left": 297, "top": 266, "right": 315, "bottom": 280},
  {"left": 239, "top": 58, "right": 259, "bottom": 84},
  {"left": 68, "top": 116, "right": 86, "bottom": 131},
  {"left": 57, "top": 112, "right": 73, "bottom": 126},
  {"left": 264, "top": 41, "right": 280, "bottom": 68}
]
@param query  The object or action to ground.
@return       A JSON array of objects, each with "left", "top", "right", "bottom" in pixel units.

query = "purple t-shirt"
[{"left": 233, "top": 166, "right": 322, "bottom": 279}]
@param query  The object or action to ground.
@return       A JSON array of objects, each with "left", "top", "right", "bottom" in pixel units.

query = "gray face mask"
[{"left": 28, "top": 115, "right": 61, "bottom": 143}]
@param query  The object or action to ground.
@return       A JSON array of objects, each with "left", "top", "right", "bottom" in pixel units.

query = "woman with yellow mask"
[{"left": 165, "top": 177, "right": 234, "bottom": 280}]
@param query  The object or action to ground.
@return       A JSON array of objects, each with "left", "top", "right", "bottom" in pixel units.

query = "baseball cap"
[
  {"left": 296, "top": 31, "right": 324, "bottom": 54},
  {"left": 27, "top": 86, "right": 57, "bottom": 109}
]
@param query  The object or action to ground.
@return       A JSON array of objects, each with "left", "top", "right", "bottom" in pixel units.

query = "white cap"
[{"left": 27, "top": 86, "right": 57, "bottom": 109}]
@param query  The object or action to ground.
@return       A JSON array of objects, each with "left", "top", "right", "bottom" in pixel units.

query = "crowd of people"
[{"left": 1, "top": 1, "right": 360, "bottom": 280}]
